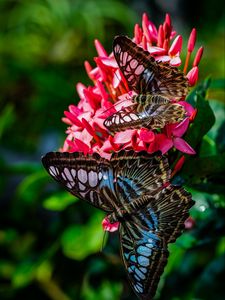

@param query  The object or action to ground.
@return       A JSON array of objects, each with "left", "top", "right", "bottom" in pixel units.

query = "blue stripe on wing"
[
  {"left": 117, "top": 176, "right": 143, "bottom": 201},
  {"left": 121, "top": 221, "right": 166, "bottom": 299}
]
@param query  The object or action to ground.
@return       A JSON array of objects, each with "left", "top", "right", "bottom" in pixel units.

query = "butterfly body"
[
  {"left": 104, "top": 36, "right": 188, "bottom": 132},
  {"left": 104, "top": 93, "right": 185, "bottom": 132},
  {"left": 42, "top": 150, "right": 194, "bottom": 300}
]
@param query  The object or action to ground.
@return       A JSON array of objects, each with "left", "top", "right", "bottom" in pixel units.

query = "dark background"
[{"left": 0, "top": 1, "right": 224, "bottom": 299}]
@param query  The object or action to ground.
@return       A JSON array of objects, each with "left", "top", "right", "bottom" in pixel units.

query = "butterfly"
[
  {"left": 42, "top": 150, "right": 194, "bottom": 300},
  {"left": 104, "top": 36, "right": 188, "bottom": 132}
]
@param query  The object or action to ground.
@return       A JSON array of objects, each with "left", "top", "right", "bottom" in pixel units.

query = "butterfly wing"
[
  {"left": 42, "top": 151, "right": 170, "bottom": 212},
  {"left": 110, "top": 150, "right": 170, "bottom": 206},
  {"left": 42, "top": 151, "right": 118, "bottom": 212},
  {"left": 120, "top": 185, "right": 194, "bottom": 300},
  {"left": 104, "top": 100, "right": 185, "bottom": 132},
  {"left": 113, "top": 36, "right": 188, "bottom": 98}
]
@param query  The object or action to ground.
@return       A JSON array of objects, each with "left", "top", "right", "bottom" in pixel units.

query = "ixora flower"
[
  {"left": 62, "top": 13, "right": 203, "bottom": 158},
  {"left": 60, "top": 13, "right": 203, "bottom": 230}
]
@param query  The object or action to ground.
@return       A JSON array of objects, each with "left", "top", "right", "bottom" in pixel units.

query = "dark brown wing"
[
  {"left": 113, "top": 36, "right": 188, "bottom": 98},
  {"left": 104, "top": 101, "right": 185, "bottom": 132},
  {"left": 42, "top": 152, "right": 116, "bottom": 212},
  {"left": 42, "top": 151, "right": 170, "bottom": 212}
]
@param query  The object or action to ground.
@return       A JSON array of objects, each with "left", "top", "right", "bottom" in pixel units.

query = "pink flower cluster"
[{"left": 61, "top": 13, "right": 203, "bottom": 161}]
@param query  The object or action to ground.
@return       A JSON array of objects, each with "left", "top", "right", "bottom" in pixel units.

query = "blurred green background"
[{"left": 0, "top": 1, "right": 224, "bottom": 300}]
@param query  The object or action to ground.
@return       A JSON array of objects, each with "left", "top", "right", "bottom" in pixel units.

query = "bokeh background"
[{"left": 0, "top": 0, "right": 224, "bottom": 300}]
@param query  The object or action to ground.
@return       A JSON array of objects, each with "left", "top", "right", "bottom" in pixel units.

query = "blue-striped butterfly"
[
  {"left": 104, "top": 36, "right": 188, "bottom": 132},
  {"left": 42, "top": 150, "right": 193, "bottom": 299}
]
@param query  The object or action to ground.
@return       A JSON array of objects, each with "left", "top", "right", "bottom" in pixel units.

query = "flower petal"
[
  {"left": 187, "top": 66, "right": 199, "bottom": 86},
  {"left": 94, "top": 39, "right": 108, "bottom": 57},
  {"left": 147, "top": 46, "right": 167, "bottom": 55},
  {"left": 155, "top": 55, "right": 170, "bottom": 63},
  {"left": 169, "top": 35, "right": 182, "bottom": 56},
  {"left": 114, "top": 130, "right": 136, "bottom": 144},
  {"left": 155, "top": 133, "right": 173, "bottom": 154},
  {"left": 113, "top": 69, "right": 121, "bottom": 88},
  {"left": 170, "top": 56, "right": 181, "bottom": 66},
  {"left": 173, "top": 118, "right": 190, "bottom": 137},
  {"left": 193, "top": 46, "right": 204, "bottom": 67},
  {"left": 139, "top": 129, "right": 155, "bottom": 142},
  {"left": 102, "top": 217, "right": 120, "bottom": 232},
  {"left": 173, "top": 137, "right": 196, "bottom": 154},
  {"left": 178, "top": 101, "right": 195, "bottom": 116},
  {"left": 187, "top": 28, "right": 197, "bottom": 52}
]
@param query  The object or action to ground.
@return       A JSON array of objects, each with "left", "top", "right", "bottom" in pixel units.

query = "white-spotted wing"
[
  {"left": 113, "top": 36, "right": 188, "bottom": 97},
  {"left": 42, "top": 150, "right": 194, "bottom": 300},
  {"left": 104, "top": 36, "right": 187, "bottom": 132},
  {"left": 104, "top": 94, "right": 186, "bottom": 132}
]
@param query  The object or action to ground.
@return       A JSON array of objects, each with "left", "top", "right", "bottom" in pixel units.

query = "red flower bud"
[
  {"left": 157, "top": 25, "right": 164, "bottom": 48},
  {"left": 187, "top": 28, "right": 197, "bottom": 52},
  {"left": 187, "top": 66, "right": 199, "bottom": 86},
  {"left": 193, "top": 46, "right": 204, "bottom": 66}
]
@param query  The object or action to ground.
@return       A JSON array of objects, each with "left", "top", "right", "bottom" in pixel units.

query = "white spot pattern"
[
  {"left": 49, "top": 166, "right": 58, "bottom": 177},
  {"left": 88, "top": 170, "right": 98, "bottom": 187},
  {"left": 124, "top": 115, "right": 131, "bottom": 122},
  {"left": 77, "top": 169, "right": 87, "bottom": 183},
  {"left": 64, "top": 167, "right": 73, "bottom": 181},
  {"left": 129, "top": 113, "right": 139, "bottom": 120},
  {"left": 62, "top": 173, "right": 67, "bottom": 181},
  {"left": 135, "top": 64, "right": 145, "bottom": 75},
  {"left": 78, "top": 182, "right": 86, "bottom": 191},
  {"left": 66, "top": 182, "right": 73, "bottom": 189},
  {"left": 130, "top": 58, "right": 138, "bottom": 69},
  {"left": 71, "top": 169, "right": 76, "bottom": 177}
]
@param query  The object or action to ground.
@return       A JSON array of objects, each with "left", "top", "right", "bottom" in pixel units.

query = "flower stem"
[{"left": 183, "top": 51, "right": 191, "bottom": 74}]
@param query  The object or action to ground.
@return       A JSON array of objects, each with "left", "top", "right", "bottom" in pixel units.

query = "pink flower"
[
  {"left": 156, "top": 35, "right": 183, "bottom": 66},
  {"left": 102, "top": 217, "right": 120, "bottom": 232},
  {"left": 187, "top": 66, "right": 199, "bottom": 86},
  {"left": 61, "top": 12, "right": 202, "bottom": 160},
  {"left": 184, "top": 216, "right": 196, "bottom": 229},
  {"left": 187, "top": 28, "right": 197, "bottom": 52},
  {"left": 150, "top": 118, "right": 196, "bottom": 155},
  {"left": 57, "top": 13, "right": 204, "bottom": 233},
  {"left": 193, "top": 46, "right": 204, "bottom": 67}
]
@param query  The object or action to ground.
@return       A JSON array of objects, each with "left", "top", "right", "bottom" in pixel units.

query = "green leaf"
[
  {"left": 16, "top": 171, "right": 48, "bottom": 203},
  {"left": 186, "top": 77, "right": 211, "bottom": 106},
  {"left": 61, "top": 211, "right": 105, "bottom": 260},
  {"left": 81, "top": 279, "right": 123, "bottom": 300},
  {"left": 0, "top": 104, "right": 15, "bottom": 139},
  {"left": 12, "top": 260, "right": 37, "bottom": 288},
  {"left": 199, "top": 135, "right": 217, "bottom": 157},
  {"left": 0, "top": 260, "right": 15, "bottom": 279},
  {"left": 217, "top": 237, "right": 225, "bottom": 256},
  {"left": 210, "top": 78, "right": 225, "bottom": 89},
  {"left": 43, "top": 191, "right": 78, "bottom": 211},
  {"left": 195, "top": 254, "right": 225, "bottom": 299},
  {"left": 216, "top": 120, "right": 225, "bottom": 153},
  {"left": 185, "top": 93, "right": 216, "bottom": 150},
  {"left": 36, "top": 261, "right": 53, "bottom": 282},
  {"left": 178, "top": 153, "right": 225, "bottom": 184}
]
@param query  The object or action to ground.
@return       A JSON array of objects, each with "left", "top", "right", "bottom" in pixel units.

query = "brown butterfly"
[{"left": 104, "top": 36, "right": 188, "bottom": 132}]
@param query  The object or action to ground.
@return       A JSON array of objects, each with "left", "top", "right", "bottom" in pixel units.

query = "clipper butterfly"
[
  {"left": 104, "top": 36, "right": 188, "bottom": 132},
  {"left": 42, "top": 150, "right": 193, "bottom": 299}
]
